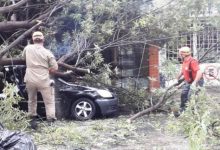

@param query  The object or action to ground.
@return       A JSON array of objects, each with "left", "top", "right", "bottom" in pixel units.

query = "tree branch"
[
  {"left": 0, "top": 3, "right": 62, "bottom": 32},
  {"left": 0, "top": 59, "right": 89, "bottom": 77},
  {"left": 58, "top": 62, "right": 90, "bottom": 74},
  {"left": 0, "top": 21, "right": 32, "bottom": 32},
  {"left": 0, "top": 0, "right": 27, "bottom": 13},
  {"left": 0, "top": 21, "right": 42, "bottom": 58},
  {"left": 127, "top": 80, "right": 182, "bottom": 123}
]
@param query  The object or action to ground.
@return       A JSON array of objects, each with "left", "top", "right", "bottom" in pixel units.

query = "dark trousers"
[{"left": 180, "top": 79, "right": 204, "bottom": 112}]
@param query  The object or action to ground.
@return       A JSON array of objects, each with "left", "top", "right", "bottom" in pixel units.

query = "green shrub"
[
  {"left": 0, "top": 82, "right": 29, "bottom": 130},
  {"left": 167, "top": 89, "right": 220, "bottom": 149}
]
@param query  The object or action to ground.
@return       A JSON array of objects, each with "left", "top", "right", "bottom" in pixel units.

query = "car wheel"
[{"left": 71, "top": 98, "right": 96, "bottom": 121}]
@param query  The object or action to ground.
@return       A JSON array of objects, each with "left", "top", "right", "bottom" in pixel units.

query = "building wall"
[
  {"left": 102, "top": 45, "right": 162, "bottom": 90},
  {"left": 103, "top": 45, "right": 150, "bottom": 89},
  {"left": 118, "top": 45, "right": 149, "bottom": 89}
]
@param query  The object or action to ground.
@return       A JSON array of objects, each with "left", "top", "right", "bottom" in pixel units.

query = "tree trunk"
[
  {"left": 0, "top": 0, "right": 27, "bottom": 13},
  {"left": 127, "top": 80, "right": 183, "bottom": 123},
  {"left": 0, "top": 21, "right": 42, "bottom": 58},
  {"left": 0, "top": 58, "right": 25, "bottom": 65},
  {"left": 58, "top": 62, "right": 90, "bottom": 74},
  {"left": 0, "top": 58, "right": 89, "bottom": 77}
]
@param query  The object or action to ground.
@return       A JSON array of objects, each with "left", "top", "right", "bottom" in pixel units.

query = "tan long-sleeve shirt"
[{"left": 22, "top": 44, "right": 58, "bottom": 87}]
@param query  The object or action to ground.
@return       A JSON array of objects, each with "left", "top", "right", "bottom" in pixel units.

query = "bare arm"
[
  {"left": 49, "top": 68, "right": 57, "bottom": 75},
  {"left": 47, "top": 51, "right": 58, "bottom": 75},
  {"left": 192, "top": 69, "right": 203, "bottom": 85},
  {"left": 22, "top": 48, "right": 26, "bottom": 60}
]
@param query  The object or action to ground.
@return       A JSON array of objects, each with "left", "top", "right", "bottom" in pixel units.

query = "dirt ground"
[
  {"left": 34, "top": 86, "right": 220, "bottom": 150},
  {"left": 35, "top": 114, "right": 188, "bottom": 150}
]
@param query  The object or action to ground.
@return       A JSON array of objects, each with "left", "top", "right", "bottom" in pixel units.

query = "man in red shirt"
[{"left": 176, "top": 46, "right": 203, "bottom": 114}]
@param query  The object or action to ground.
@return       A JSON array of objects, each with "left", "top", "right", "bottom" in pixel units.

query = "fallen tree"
[{"left": 0, "top": 58, "right": 90, "bottom": 78}]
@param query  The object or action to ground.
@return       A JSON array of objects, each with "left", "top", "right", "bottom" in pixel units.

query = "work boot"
[
  {"left": 29, "top": 116, "right": 38, "bottom": 130},
  {"left": 173, "top": 111, "right": 181, "bottom": 118},
  {"left": 47, "top": 118, "right": 56, "bottom": 126}
]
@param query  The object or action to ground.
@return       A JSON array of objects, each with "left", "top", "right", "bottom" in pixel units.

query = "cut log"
[{"left": 0, "top": 58, "right": 25, "bottom": 66}]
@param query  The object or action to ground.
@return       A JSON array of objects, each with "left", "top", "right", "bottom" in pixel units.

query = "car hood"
[{"left": 57, "top": 78, "right": 107, "bottom": 92}]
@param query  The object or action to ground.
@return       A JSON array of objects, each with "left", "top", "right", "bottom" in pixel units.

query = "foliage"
[
  {"left": 0, "top": 82, "right": 29, "bottom": 130},
  {"left": 1, "top": 0, "right": 220, "bottom": 133},
  {"left": 1, "top": 0, "right": 220, "bottom": 59},
  {"left": 80, "top": 48, "right": 113, "bottom": 85},
  {"left": 32, "top": 122, "right": 84, "bottom": 148},
  {"left": 77, "top": 48, "right": 149, "bottom": 111},
  {"left": 83, "top": 48, "right": 105, "bottom": 69},
  {"left": 160, "top": 59, "right": 180, "bottom": 82},
  {"left": 167, "top": 89, "right": 220, "bottom": 149},
  {"left": 49, "top": 0, "right": 205, "bottom": 63},
  {"left": 79, "top": 50, "right": 178, "bottom": 113},
  {"left": 116, "top": 86, "right": 149, "bottom": 111},
  {"left": 32, "top": 118, "right": 138, "bottom": 149}
]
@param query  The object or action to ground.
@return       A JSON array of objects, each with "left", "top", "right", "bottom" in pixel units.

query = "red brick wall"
[{"left": 148, "top": 46, "right": 160, "bottom": 90}]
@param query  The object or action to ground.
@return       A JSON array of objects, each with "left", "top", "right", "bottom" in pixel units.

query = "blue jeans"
[{"left": 180, "top": 79, "right": 204, "bottom": 112}]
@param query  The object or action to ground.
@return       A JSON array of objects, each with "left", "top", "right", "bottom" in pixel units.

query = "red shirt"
[{"left": 181, "top": 56, "right": 200, "bottom": 83}]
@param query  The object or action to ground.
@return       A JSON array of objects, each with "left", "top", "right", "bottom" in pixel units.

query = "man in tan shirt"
[{"left": 22, "top": 31, "right": 58, "bottom": 127}]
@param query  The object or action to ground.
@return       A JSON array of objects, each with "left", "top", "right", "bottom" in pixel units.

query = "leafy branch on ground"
[
  {"left": 31, "top": 118, "right": 137, "bottom": 149},
  {"left": 0, "top": 82, "right": 29, "bottom": 130},
  {"left": 167, "top": 89, "right": 220, "bottom": 150}
]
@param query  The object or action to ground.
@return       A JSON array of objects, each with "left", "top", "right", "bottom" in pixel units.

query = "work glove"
[
  {"left": 177, "top": 78, "right": 184, "bottom": 85},
  {"left": 174, "top": 78, "right": 184, "bottom": 89},
  {"left": 65, "top": 70, "right": 73, "bottom": 75},
  {"left": 50, "top": 79, "right": 55, "bottom": 87}
]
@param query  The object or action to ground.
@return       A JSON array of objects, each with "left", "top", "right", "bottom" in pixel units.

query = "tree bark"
[
  {"left": 0, "top": 3, "right": 62, "bottom": 32},
  {"left": 0, "top": 58, "right": 89, "bottom": 77},
  {"left": 0, "top": 58, "right": 72, "bottom": 78},
  {"left": 0, "top": 58, "right": 25, "bottom": 65},
  {"left": 58, "top": 62, "right": 90, "bottom": 74},
  {"left": 0, "top": 0, "right": 27, "bottom": 13},
  {"left": 0, "top": 21, "right": 42, "bottom": 58},
  {"left": 127, "top": 80, "right": 182, "bottom": 123},
  {"left": 57, "top": 51, "right": 76, "bottom": 64},
  {"left": 0, "top": 21, "right": 32, "bottom": 32}
]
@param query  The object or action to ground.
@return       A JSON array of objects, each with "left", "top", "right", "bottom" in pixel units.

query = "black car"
[{"left": 0, "top": 65, "right": 118, "bottom": 121}]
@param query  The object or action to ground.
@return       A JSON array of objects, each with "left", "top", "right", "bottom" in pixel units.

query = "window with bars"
[
  {"left": 196, "top": 26, "right": 220, "bottom": 62},
  {"left": 166, "top": 26, "right": 220, "bottom": 63},
  {"left": 118, "top": 45, "right": 148, "bottom": 78}
]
